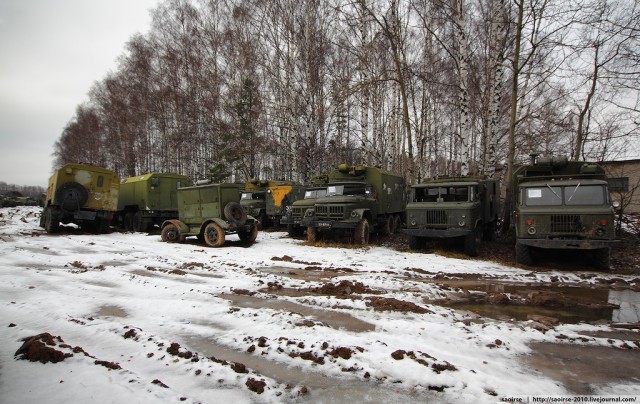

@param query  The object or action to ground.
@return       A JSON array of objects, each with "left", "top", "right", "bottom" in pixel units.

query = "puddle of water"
[
  {"left": 184, "top": 335, "right": 435, "bottom": 403},
  {"left": 525, "top": 342, "right": 640, "bottom": 394},
  {"left": 429, "top": 280, "right": 640, "bottom": 324},
  {"left": 257, "top": 266, "right": 346, "bottom": 282},
  {"left": 221, "top": 293, "right": 375, "bottom": 332},
  {"left": 95, "top": 305, "right": 128, "bottom": 318}
]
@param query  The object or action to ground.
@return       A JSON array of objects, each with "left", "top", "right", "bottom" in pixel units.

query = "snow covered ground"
[{"left": 1, "top": 206, "right": 639, "bottom": 403}]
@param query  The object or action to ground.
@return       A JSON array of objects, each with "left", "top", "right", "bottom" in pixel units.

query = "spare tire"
[
  {"left": 54, "top": 182, "right": 88, "bottom": 212},
  {"left": 224, "top": 202, "right": 247, "bottom": 225}
]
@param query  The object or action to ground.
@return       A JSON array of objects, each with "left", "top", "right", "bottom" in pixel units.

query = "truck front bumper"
[
  {"left": 401, "top": 228, "right": 472, "bottom": 238},
  {"left": 310, "top": 220, "right": 358, "bottom": 230},
  {"left": 518, "top": 238, "right": 619, "bottom": 249}
]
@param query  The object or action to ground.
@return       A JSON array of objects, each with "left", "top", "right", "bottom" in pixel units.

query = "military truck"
[
  {"left": 511, "top": 155, "right": 622, "bottom": 270},
  {"left": 401, "top": 177, "right": 499, "bottom": 256},
  {"left": 240, "top": 179, "right": 305, "bottom": 228},
  {"left": 160, "top": 181, "right": 258, "bottom": 247},
  {"left": 306, "top": 164, "right": 406, "bottom": 244},
  {"left": 39, "top": 163, "right": 120, "bottom": 233},
  {"left": 117, "top": 173, "right": 192, "bottom": 232},
  {"left": 280, "top": 175, "right": 329, "bottom": 237}
]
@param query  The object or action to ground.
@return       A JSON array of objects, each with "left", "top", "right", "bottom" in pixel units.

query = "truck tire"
[
  {"left": 133, "top": 211, "right": 147, "bottom": 232},
  {"left": 354, "top": 218, "right": 370, "bottom": 244},
  {"left": 287, "top": 224, "right": 304, "bottom": 238},
  {"left": 238, "top": 225, "right": 258, "bottom": 244},
  {"left": 409, "top": 236, "right": 424, "bottom": 250},
  {"left": 161, "top": 223, "right": 180, "bottom": 243},
  {"left": 124, "top": 212, "right": 134, "bottom": 232},
  {"left": 224, "top": 202, "right": 247, "bottom": 226},
  {"left": 307, "top": 226, "right": 318, "bottom": 242},
  {"left": 593, "top": 248, "right": 611, "bottom": 271},
  {"left": 204, "top": 222, "right": 225, "bottom": 247},
  {"left": 96, "top": 218, "right": 111, "bottom": 234},
  {"left": 55, "top": 182, "right": 88, "bottom": 212},
  {"left": 382, "top": 215, "right": 394, "bottom": 235},
  {"left": 463, "top": 226, "right": 482, "bottom": 256},
  {"left": 44, "top": 206, "right": 60, "bottom": 233},
  {"left": 515, "top": 241, "right": 533, "bottom": 266}
]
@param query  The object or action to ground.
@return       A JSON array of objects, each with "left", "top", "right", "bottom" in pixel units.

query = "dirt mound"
[
  {"left": 366, "top": 297, "right": 432, "bottom": 314},
  {"left": 313, "top": 280, "right": 380, "bottom": 295},
  {"left": 14, "top": 333, "right": 70, "bottom": 363}
]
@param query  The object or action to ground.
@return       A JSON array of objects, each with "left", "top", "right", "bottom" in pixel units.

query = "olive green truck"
[
  {"left": 40, "top": 163, "right": 120, "bottom": 233},
  {"left": 161, "top": 182, "right": 258, "bottom": 247},
  {"left": 280, "top": 175, "right": 329, "bottom": 237},
  {"left": 401, "top": 177, "right": 499, "bottom": 256},
  {"left": 306, "top": 164, "right": 406, "bottom": 244},
  {"left": 512, "top": 155, "right": 624, "bottom": 270},
  {"left": 117, "top": 173, "right": 192, "bottom": 232}
]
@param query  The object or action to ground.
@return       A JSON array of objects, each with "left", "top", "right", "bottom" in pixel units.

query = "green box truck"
[
  {"left": 306, "top": 164, "right": 406, "bottom": 244},
  {"left": 117, "top": 173, "right": 192, "bottom": 232}
]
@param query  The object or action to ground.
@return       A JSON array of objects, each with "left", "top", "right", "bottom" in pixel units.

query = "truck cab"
[
  {"left": 402, "top": 177, "right": 499, "bottom": 256},
  {"left": 512, "top": 155, "right": 621, "bottom": 270}
]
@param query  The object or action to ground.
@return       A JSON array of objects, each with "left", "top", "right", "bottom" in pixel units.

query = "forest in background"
[{"left": 52, "top": 0, "right": 640, "bottom": 185}]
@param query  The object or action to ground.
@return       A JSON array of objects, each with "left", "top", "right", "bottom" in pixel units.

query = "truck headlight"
[
  {"left": 305, "top": 209, "right": 314, "bottom": 217},
  {"left": 527, "top": 226, "right": 537, "bottom": 235},
  {"left": 596, "top": 227, "right": 605, "bottom": 236},
  {"left": 410, "top": 219, "right": 417, "bottom": 226},
  {"left": 458, "top": 220, "right": 466, "bottom": 227},
  {"left": 94, "top": 192, "right": 103, "bottom": 200},
  {"left": 350, "top": 211, "right": 359, "bottom": 218}
]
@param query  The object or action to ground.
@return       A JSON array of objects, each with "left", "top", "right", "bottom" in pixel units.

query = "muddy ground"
[{"left": 3, "top": 207, "right": 640, "bottom": 401}]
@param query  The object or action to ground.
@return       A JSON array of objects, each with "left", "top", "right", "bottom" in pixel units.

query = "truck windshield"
[
  {"left": 415, "top": 186, "right": 470, "bottom": 202},
  {"left": 564, "top": 184, "right": 605, "bottom": 205},
  {"left": 241, "top": 192, "right": 265, "bottom": 200},
  {"left": 524, "top": 186, "right": 562, "bottom": 206},
  {"left": 327, "top": 185, "right": 367, "bottom": 196},
  {"left": 304, "top": 189, "right": 328, "bottom": 199},
  {"left": 524, "top": 184, "right": 606, "bottom": 206}
]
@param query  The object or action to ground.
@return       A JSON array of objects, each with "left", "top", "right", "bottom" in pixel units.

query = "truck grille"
[
  {"left": 316, "top": 205, "right": 345, "bottom": 219},
  {"left": 550, "top": 215, "right": 582, "bottom": 233},
  {"left": 291, "top": 207, "right": 306, "bottom": 218},
  {"left": 423, "top": 210, "right": 448, "bottom": 225}
]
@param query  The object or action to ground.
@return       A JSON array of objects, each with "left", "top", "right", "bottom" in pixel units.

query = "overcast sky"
[{"left": 0, "top": 0, "right": 160, "bottom": 187}]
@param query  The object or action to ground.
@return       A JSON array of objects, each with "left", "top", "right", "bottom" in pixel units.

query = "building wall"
[{"left": 601, "top": 159, "right": 640, "bottom": 214}]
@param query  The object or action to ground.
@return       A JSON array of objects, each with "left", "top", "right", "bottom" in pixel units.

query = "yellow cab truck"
[
  {"left": 40, "top": 163, "right": 120, "bottom": 233},
  {"left": 240, "top": 179, "right": 305, "bottom": 228}
]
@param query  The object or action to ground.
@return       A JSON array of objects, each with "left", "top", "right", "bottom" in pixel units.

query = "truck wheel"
[
  {"left": 204, "top": 222, "right": 225, "bottom": 247},
  {"left": 287, "top": 224, "right": 304, "bottom": 238},
  {"left": 55, "top": 182, "right": 88, "bottom": 212},
  {"left": 124, "top": 213, "right": 134, "bottom": 231},
  {"left": 464, "top": 226, "right": 482, "bottom": 256},
  {"left": 354, "top": 218, "right": 370, "bottom": 244},
  {"left": 515, "top": 241, "right": 533, "bottom": 266},
  {"left": 238, "top": 225, "right": 258, "bottom": 244},
  {"left": 307, "top": 226, "right": 318, "bottom": 242},
  {"left": 394, "top": 215, "right": 402, "bottom": 232},
  {"left": 382, "top": 216, "right": 394, "bottom": 235},
  {"left": 593, "top": 248, "right": 611, "bottom": 271},
  {"left": 96, "top": 218, "right": 111, "bottom": 234},
  {"left": 161, "top": 224, "right": 180, "bottom": 243},
  {"left": 409, "top": 236, "right": 424, "bottom": 250},
  {"left": 224, "top": 202, "right": 247, "bottom": 225},
  {"left": 133, "top": 212, "right": 146, "bottom": 232},
  {"left": 44, "top": 207, "right": 60, "bottom": 233}
]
